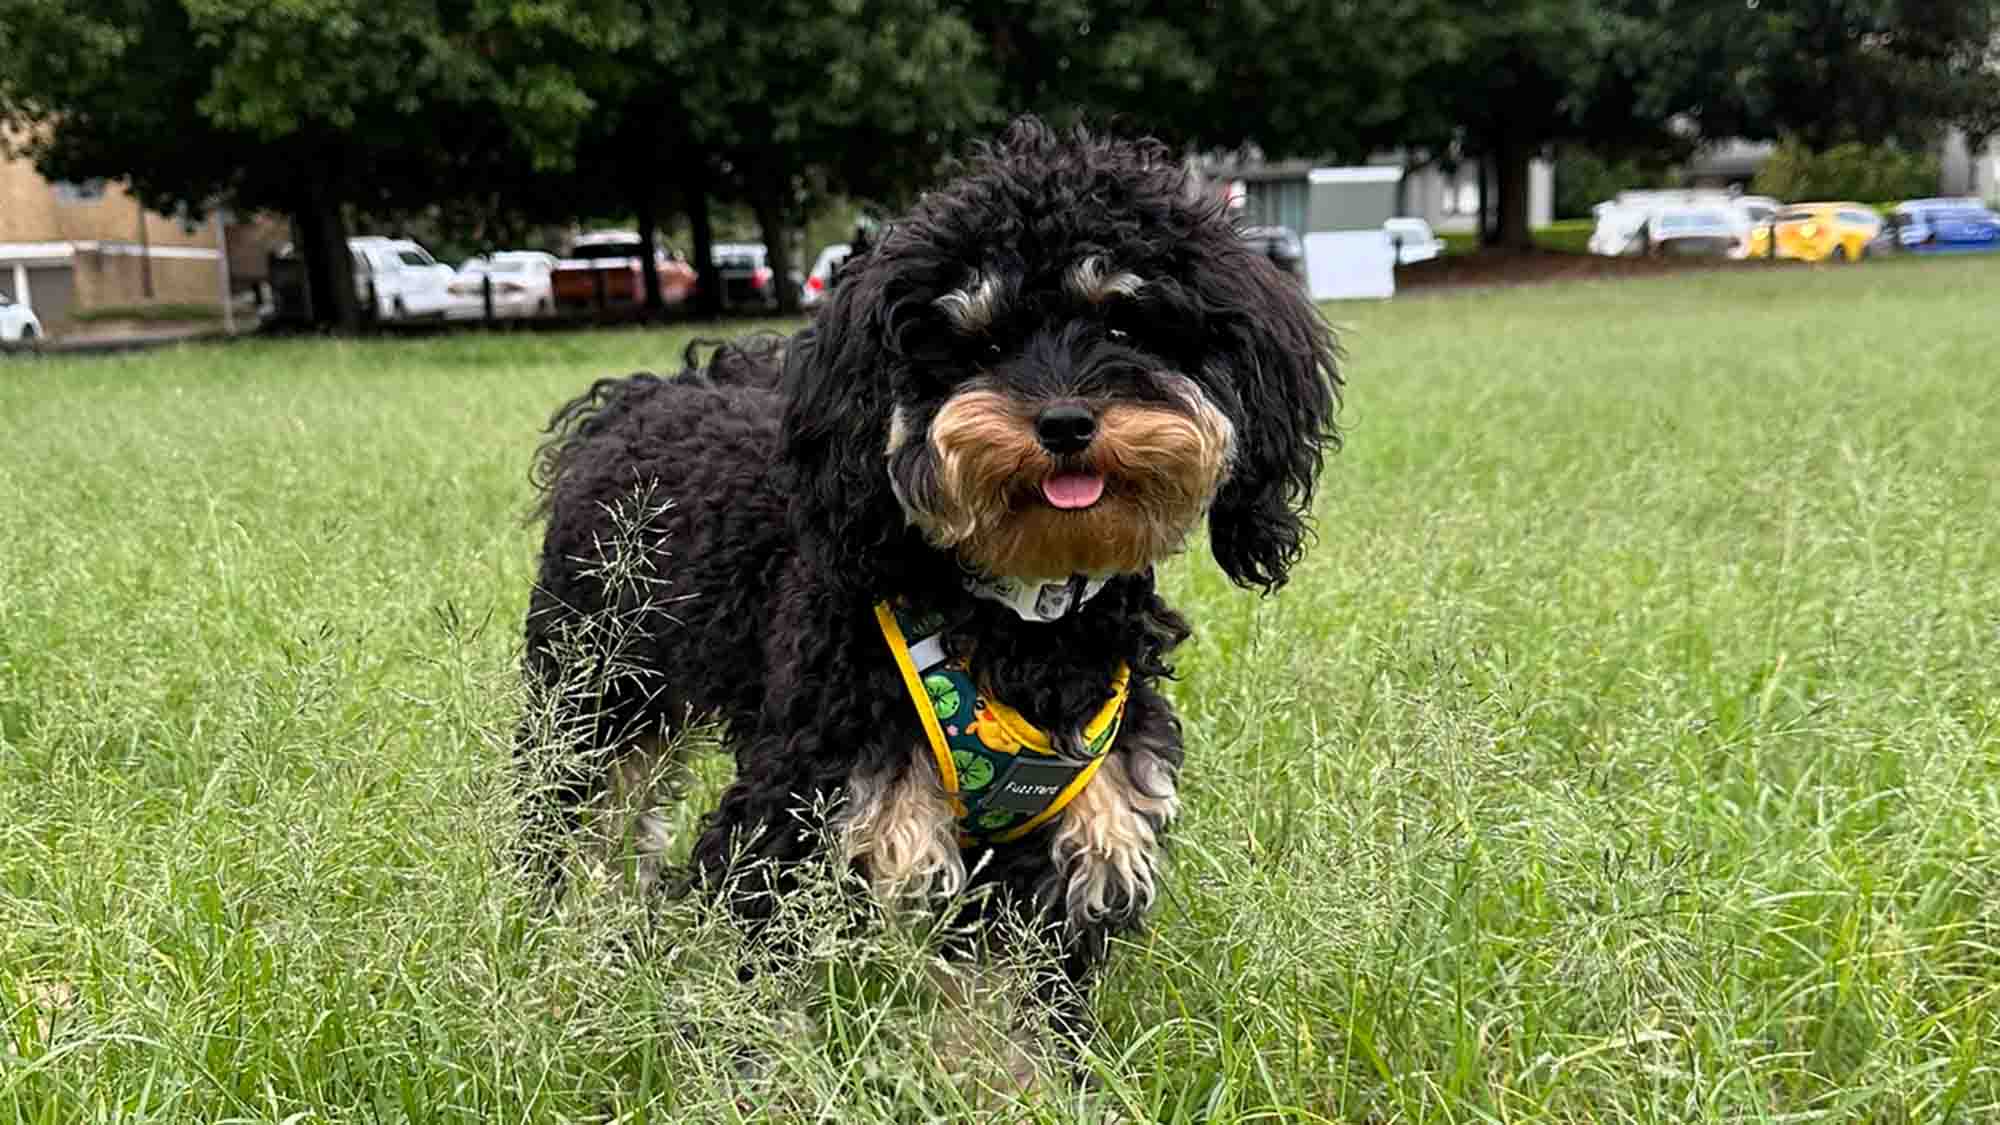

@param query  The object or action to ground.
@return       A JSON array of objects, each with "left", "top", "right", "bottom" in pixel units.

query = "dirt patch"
[{"left": 1397, "top": 250, "right": 1795, "bottom": 294}]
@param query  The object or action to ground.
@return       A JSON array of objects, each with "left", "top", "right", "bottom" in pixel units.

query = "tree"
[
  {"left": 680, "top": 0, "right": 994, "bottom": 315},
  {"left": 0, "top": 0, "right": 631, "bottom": 330},
  {"left": 1374, "top": 0, "right": 1717, "bottom": 250},
  {"left": 1718, "top": 0, "right": 2000, "bottom": 149},
  {"left": 968, "top": 0, "right": 1447, "bottom": 161}
]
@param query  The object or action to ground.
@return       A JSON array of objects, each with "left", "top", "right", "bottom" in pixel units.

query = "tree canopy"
[
  {"left": 4, "top": 0, "right": 1998, "bottom": 319},
  {"left": 0, "top": 0, "right": 630, "bottom": 327}
]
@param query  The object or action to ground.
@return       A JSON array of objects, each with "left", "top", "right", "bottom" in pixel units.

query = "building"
[
  {"left": 1215, "top": 152, "right": 1554, "bottom": 238},
  {"left": 0, "top": 147, "right": 231, "bottom": 335},
  {"left": 1394, "top": 156, "right": 1553, "bottom": 234},
  {"left": 1940, "top": 129, "right": 2000, "bottom": 202}
]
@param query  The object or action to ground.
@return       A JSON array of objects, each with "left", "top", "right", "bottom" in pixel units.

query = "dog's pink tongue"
[{"left": 1041, "top": 472, "right": 1105, "bottom": 510}]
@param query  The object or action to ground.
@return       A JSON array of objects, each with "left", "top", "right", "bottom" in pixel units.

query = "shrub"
[{"left": 1752, "top": 139, "right": 1939, "bottom": 202}]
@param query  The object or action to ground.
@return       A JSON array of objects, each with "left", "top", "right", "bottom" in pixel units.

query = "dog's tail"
[
  {"left": 697, "top": 332, "right": 786, "bottom": 390},
  {"left": 528, "top": 373, "right": 667, "bottom": 520},
  {"left": 529, "top": 335, "right": 789, "bottom": 521}
]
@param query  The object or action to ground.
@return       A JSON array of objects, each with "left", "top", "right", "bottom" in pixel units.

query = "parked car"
[
  {"left": 802, "top": 243, "right": 852, "bottom": 310},
  {"left": 1588, "top": 191, "right": 1775, "bottom": 258},
  {"left": 1239, "top": 225, "right": 1305, "bottom": 278},
  {"left": 446, "top": 251, "right": 559, "bottom": 320},
  {"left": 0, "top": 291, "right": 42, "bottom": 346},
  {"left": 347, "top": 236, "right": 457, "bottom": 321},
  {"left": 1744, "top": 203, "right": 1882, "bottom": 263},
  {"left": 1383, "top": 217, "right": 1445, "bottom": 264},
  {"left": 1735, "top": 196, "right": 1780, "bottom": 231},
  {"left": 710, "top": 242, "right": 785, "bottom": 310},
  {"left": 1647, "top": 206, "right": 1743, "bottom": 257},
  {"left": 551, "top": 232, "right": 696, "bottom": 313},
  {"left": 1890, "top": 198, "right": 2000, "bottom": 253}
]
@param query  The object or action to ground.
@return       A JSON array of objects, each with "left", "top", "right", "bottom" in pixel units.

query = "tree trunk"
[
  {"left": 751, "top": 182, "right": 799, "bottom": 317},
  {"left": 636, "top": 189, "right": 664, "bottom": 316},
  {"left": 295, "top": 186, "right": 360, "bottom": 332},
  {"left": 681, "top": 158, "right": 721, "bottom": 319},
  {"left": 1476, "top": 155, "right": 1493, "bottom": 247},
  {"left": 1492, "top": 132, "right": 1535, "bottom": 252}
]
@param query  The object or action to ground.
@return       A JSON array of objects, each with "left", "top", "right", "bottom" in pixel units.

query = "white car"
[
  {"left": 801, "top": 244, "right": 852, "bottom": 309},
  {"left": 445, "top": 251, "right": 559, "bottom": 320},
  {"left": 1383, "top": 217, "right": 1445, "bottom": 265},
  {"left": 1646, "top": 206, "right": 1744, "bottom": 257},
  {"left": 349, "top": 236, "right": 456, "bottom": 321},
  {"left": 1588, "top": 191, "right": 1777, "bottom": 258},
  {"left": 0, "top": 291, "right": 42, "bottom": 345}
]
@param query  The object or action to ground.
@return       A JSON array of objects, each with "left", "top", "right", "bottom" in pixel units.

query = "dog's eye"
[{"left": 985, "top": 342, "right": 1004, "bottom": 358}]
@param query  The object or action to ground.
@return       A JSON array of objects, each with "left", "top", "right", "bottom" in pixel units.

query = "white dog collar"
[{"left": 964, "top": 572, "right": 1108, "bottom": 623}]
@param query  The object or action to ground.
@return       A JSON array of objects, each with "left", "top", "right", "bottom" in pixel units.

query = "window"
[
  {"left": 396, "top": 250, "right": 433, "bottom": 268},
  {"left": 1444, "top": 178, "right": 1478, "bottom": 217},
  {"left": 714, "top": 248, "right": 766, "bottom": 270},
  {"left": 52, "top": 179, "right": 108, "bottom": 204},
  {"left": 572, "top": 242, "right": 641, "bottom": 261},
  {"left": 1243, "top": 180, "right": 1309, "bottom": 235}
]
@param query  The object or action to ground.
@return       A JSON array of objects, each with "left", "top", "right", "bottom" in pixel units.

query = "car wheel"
[
  {"left": 392, "top": 298, "right": 408, "bottom": 320},
  {"left": 536, "top": 299, "right": 550, "bottom": 317},
  {"left": 20, "top": 324, "right": 36, "bottom": 341},
  {"left": 1830, "top": 244, "right": 1848, "bottom": 262}
]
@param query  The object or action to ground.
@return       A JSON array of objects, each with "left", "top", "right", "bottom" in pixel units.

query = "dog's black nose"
[{"left": 1035, "top": 404, "right": 1097, "bottom": 455}]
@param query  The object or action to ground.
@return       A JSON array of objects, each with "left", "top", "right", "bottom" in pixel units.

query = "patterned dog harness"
[{"left": 874, "top": 602, "right": 1130, "bottom": 847}]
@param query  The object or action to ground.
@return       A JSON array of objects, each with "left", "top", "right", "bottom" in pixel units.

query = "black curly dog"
[{"left": 518, "top": 118, "right": 1339, "bottom": 1062}]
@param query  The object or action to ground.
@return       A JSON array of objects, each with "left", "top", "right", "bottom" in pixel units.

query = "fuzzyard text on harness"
[{"left": 875, "top": 601, "right": 1130, "bottom": 846}]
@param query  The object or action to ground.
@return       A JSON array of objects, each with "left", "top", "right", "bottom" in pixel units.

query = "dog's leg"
[
  {"left": 837, "top": 750, "right": 966, "bottom": 904},
  {"left": 683, "top": 736, "right": 853, "bottom": 922},
  {"left": 512, "top": 716, "right": 607, "bottom": 892},
  {"left": 514, "top": 724, "right": 694, "bottom": 893},
  {"left": 1037, "top": 681, "right": 1184, "bottom": 1060}
]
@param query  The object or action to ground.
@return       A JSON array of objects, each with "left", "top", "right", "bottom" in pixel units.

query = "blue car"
[{"left": 1892, "top": 198, "right": 2000, "bottom": 253}]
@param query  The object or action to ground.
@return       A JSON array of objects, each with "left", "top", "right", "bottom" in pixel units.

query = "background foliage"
[{"left": 1751, "top": 140, "right": 1946, "bottom": 205}]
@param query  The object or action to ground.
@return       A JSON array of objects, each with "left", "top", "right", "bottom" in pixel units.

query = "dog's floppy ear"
[
  {"left": 1198, "top": 251, "right": 1341, "bottom": 593},
  {"left": 777, "top": 259, "right": 919, "bottom": 589}
]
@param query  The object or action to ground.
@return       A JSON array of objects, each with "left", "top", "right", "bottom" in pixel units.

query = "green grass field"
[{"left": 4, "top": 257, "right": 1998, "bottom": 1122}]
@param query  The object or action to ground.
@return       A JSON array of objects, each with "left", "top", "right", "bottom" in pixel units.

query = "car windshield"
[
  {"left": 572, "top": 243, "right": 641, "bottom": 260},
  {"left": 396, "top": 250, "right": 433, "bottom": 268},
  {"left": 1932, "top": 208, "right": 1995, "bottom": 223},
  {"left": 487, "top": 260, "right": 530, "bottom": 273},
  {"left": 1659, "top": 211, "right": 1727, "bottom": 231},
  {"left": 714, "top": 248, "right": 765, "bottom": 269},
  {"left": 1776, "top": 208, "right": 1820, "bottom": 223}
]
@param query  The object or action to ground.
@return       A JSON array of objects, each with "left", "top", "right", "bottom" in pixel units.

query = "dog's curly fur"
[{"left": 517, "top": 118, "right": 1340, "bottom": 1053}]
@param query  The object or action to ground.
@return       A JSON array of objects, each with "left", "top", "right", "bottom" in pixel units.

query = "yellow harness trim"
[{"left": 874, "top": 602, "right": 1129, "bottom": 846}]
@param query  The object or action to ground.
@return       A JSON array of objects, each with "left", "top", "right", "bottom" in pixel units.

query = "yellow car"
[{"left": 1744, "top": 202, "right": 1882, "bottom": 263}]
